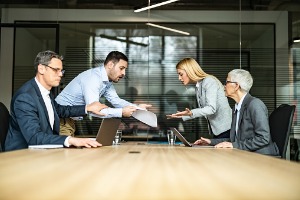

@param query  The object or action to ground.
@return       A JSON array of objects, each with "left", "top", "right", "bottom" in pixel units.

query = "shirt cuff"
[
  {"left": 64, "top": 136, "right": 71, "bottom": 147},
  {"left": 182, "top": 115, "right": 192, "bottom": 121}
]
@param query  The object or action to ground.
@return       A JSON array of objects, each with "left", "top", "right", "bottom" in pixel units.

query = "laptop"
[
  {"left": 95, "top": 118, "right": 121, "bottom": 146},
  {"left": 170, "top": 127, "right": 214, "bottom": 148}
]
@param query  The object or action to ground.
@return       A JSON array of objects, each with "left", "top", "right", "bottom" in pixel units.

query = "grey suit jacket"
[
  {"left": 182, "top": 76, "right": 232, "bottom": 136},
  {"left": 211, "top": 93, "right": 279, "bottom": 156},
  {"left": 5, "top": 78, "right": 87, "bottom": 151}
]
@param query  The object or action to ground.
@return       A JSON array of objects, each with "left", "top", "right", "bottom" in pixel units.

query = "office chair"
[
  {"left": 0, "top": 102, "right": 9, "bottom": 152},
  {"left": 269, "top": 104, "right": 296, "bottom": 159}
]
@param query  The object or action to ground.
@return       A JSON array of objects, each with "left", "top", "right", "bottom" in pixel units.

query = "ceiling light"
[
  {"left": 99, "top": 34, "right": 148, "bottom": 47},
  {"left": 293, "top": 37, "right": 300, "bottom": 43},
  {"left": 146, "top": 23, "right": 190, "bottom": 35},
  {"left": 134, "top": 0, "right": 180, "bottom": 13}
]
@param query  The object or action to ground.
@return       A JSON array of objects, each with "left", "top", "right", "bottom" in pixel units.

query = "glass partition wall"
[
  {"left": 3, "top": 3, "right": 290, "bottom": 142},
  {"left": 1, "top": 1, "right": 298, "bottom": 158},
  {"left": 19, "top": 22, "right": 272, "bottom": 141}
]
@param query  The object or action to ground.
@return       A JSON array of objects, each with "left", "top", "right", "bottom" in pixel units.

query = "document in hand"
[{"left": 132, "top": 110, "right": 157, "bottom": 127}]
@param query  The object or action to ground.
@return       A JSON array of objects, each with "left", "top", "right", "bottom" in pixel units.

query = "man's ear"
[
  {"left": 37, "top": 64, "right": 45, "bottom": 75},
  {"left": 107, "top": 61, "right": 115, "bottom": 69},
  {"left": 235, "top": 83, "right": 240, "bottom": 91}
]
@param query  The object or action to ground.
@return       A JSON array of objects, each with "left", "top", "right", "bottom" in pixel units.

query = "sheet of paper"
[
  {"left": 132, "top": 110, "right": 157, "bottom": 127},
  {"left": 135, "top": 106, "right": 147, "bottom": 111},
  {"left": 28, "top": 145, "right": 64, "bottom": 149}
]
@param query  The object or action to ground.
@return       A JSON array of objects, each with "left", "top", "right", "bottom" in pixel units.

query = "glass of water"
[
  {"left": 167, "top": 130, "right": 176, "bottom": 145},
  {"left": 113, "top": 130, "right": 122, "bottom": 145}
]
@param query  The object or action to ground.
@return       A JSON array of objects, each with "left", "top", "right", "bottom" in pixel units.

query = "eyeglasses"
[
  {"left": 43, "top": 64, "right": 65, "bottom": 75},
  {"left": 224, "top": 80, "right": 238, "bottom": 85}
]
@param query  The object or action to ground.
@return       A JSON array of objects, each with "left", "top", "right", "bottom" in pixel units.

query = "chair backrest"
[
  {"left": 0, "top": 102, "right": 9, "bottom": 152},
  {"left": 269, "top": 104, "right": 296, "bottom": 158}
]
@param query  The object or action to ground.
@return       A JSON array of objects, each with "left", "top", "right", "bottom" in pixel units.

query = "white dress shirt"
[
  {"left": 35, "top": 78, "right": 54, "bottom": 129},
  {"left": 234, "top": 93, "right": 247, "bottom": 134},
  {"left": 35, "top": 78, "right": 71, "bottom": 147},
  {"left": 55, "top": 65, "right": 133, "bottom": 118}
]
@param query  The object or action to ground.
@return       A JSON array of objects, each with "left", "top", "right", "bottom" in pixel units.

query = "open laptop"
[
  {"left": 95, "top": 118, "right": 121, "bottom": 146},
  {"left": 170, "top": 127, "right": 214, "bottom": 148}
]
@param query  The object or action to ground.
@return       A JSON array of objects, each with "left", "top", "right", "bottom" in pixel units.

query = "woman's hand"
[
  {"left": 194, "top": 137, "right": 211, "bottom": 145},
  {"left": 214, "top": 142, "right": 233, "bottom": 148},
  {"left": 166, "top": 108, "right": 192, "bottom": 119}
]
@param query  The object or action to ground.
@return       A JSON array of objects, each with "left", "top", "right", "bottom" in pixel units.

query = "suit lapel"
[
  {"left": 31, "top": 79, "right": 50, "bottom": 122},
  {"left": 236, "top": 93, "right": 253, "bottom": 139},
  {"left": 31, "top": 79, "right": 56, "bottom": 131}
]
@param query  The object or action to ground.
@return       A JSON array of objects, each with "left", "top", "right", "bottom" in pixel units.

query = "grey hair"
[
  {"left": 228, "top": 69, "right": 253, "bottom": 92},
  {"left": 34, "top": 50, "right": 63, "bottom": 73}
]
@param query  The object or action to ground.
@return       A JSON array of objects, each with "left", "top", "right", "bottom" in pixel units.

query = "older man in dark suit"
[
  {"left": 195, "top": 69, "right": 279, "bottom": 156},
  {"left": 5, "top": 50, "right": 107, "bottom": 151}
]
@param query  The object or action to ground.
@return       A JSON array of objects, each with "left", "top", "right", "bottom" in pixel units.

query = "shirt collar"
[
  {"left": 35, "top": 77, "right": 50, "bottom": 97},
  {"left": 99, "top": 65, "right": 109, "bottom": 82},
  {"left": 196, "top": 81, "right": 200, "bottom": 88},
  {"left": 235, "top": 93, "right": 247, "bottom": 112}
]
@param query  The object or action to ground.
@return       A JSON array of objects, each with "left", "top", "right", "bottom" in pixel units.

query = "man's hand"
[
  {"left": 86, "top": 102, "right": 108, "bottom": 116},
  {"left": 122, "top": 106, "right": 137, "bottom": 117},
  {"left": 68, "top": 137, "right": 102, "bottom": 148},
  {"left": 194, "top": 137, "right": 211, "bottom": 145},
  {"left": 137, "top": 104, "right": 152, "bottom": 110}
]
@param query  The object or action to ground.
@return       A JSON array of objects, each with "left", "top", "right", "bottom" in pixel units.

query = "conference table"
[{"left": 0, "top": 142, "right": 300, "bottom": 200}]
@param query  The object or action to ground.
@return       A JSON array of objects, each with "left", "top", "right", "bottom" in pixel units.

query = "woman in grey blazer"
[{"left": 167, "top": 58, "right": 232, "bottom": 138}]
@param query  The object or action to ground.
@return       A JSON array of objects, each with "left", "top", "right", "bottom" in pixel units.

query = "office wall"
[{"left": 0, "top": 8, "right": 289, "bottom": 110}]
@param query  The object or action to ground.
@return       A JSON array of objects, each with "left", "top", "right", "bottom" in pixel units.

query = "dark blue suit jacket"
[{"left": 5, "top": 78, "right": 86, "bottom": 151}]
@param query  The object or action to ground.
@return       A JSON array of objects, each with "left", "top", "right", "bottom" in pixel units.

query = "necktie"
[
  {"left": 44, "top": 93, "right": 54, "bottom": 130},
  {"left": 232, "top": 109, "right": 238, "bottom": 136}
]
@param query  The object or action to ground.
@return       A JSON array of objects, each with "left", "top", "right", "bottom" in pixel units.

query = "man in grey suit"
[{"left": 195, "top": 69, "right": 279, "bottom": 156}]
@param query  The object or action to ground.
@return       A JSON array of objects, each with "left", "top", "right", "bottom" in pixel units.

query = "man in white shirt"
[{"left": 55, "top": 51, "right": 151, "bottom": 136}]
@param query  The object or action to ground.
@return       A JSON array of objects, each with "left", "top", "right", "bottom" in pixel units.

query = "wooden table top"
[{"left": 0, "top": 142, "right": 299, "bottom": 200}]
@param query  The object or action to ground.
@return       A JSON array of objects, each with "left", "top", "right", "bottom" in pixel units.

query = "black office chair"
[
  {"left": 269, "top": 104, "right": 296, "bottom": 159},
  {"left": 0, "top": 102, "right": 9, "bottom": 152}
]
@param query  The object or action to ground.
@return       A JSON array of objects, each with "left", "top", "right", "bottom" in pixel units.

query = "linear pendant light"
[
  {"left": 294, "top": 37, "right": 300, "bottom": 43},
  {"left": 134, "top": 0, "right": 179, "bottom": 12},
  {"left": 146, "top": 23, "right": 190, "bottom": 35}
]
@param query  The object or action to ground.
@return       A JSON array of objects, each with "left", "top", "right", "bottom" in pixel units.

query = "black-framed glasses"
[
  {"left": 224, "top": 80, "right": 238, "bottom": 85},
  {"left": 43, "top": 64, "right": 65, "bottom": 75}
]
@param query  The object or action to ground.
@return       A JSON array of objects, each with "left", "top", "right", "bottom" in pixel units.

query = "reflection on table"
[{"left": 0, "top": 142, "right": 299, "bottom": 200}]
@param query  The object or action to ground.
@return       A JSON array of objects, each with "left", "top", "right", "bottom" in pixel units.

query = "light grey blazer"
[
  {"left": 182, "top": 76, "right": 232, "bottom": 136},
  {"left": 210, "top": 93, "right": 279, "bottom": 156}
]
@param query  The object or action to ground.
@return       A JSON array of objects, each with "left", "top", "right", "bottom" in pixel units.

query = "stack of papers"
[{"left": 28, "top": 145, "right": 64, "bottom": 149}]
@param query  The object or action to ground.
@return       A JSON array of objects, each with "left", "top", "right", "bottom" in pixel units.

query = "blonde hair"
[{"left": 176, "top": 58, "right": 209, "bottom": 82}]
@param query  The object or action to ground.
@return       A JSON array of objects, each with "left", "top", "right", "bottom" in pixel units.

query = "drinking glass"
[
  {"left": 167, "top": 130, "right": 176, "bottom": 145},
  {"left": 113, "top": 130, "right": 122, "bottom": 145}
]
